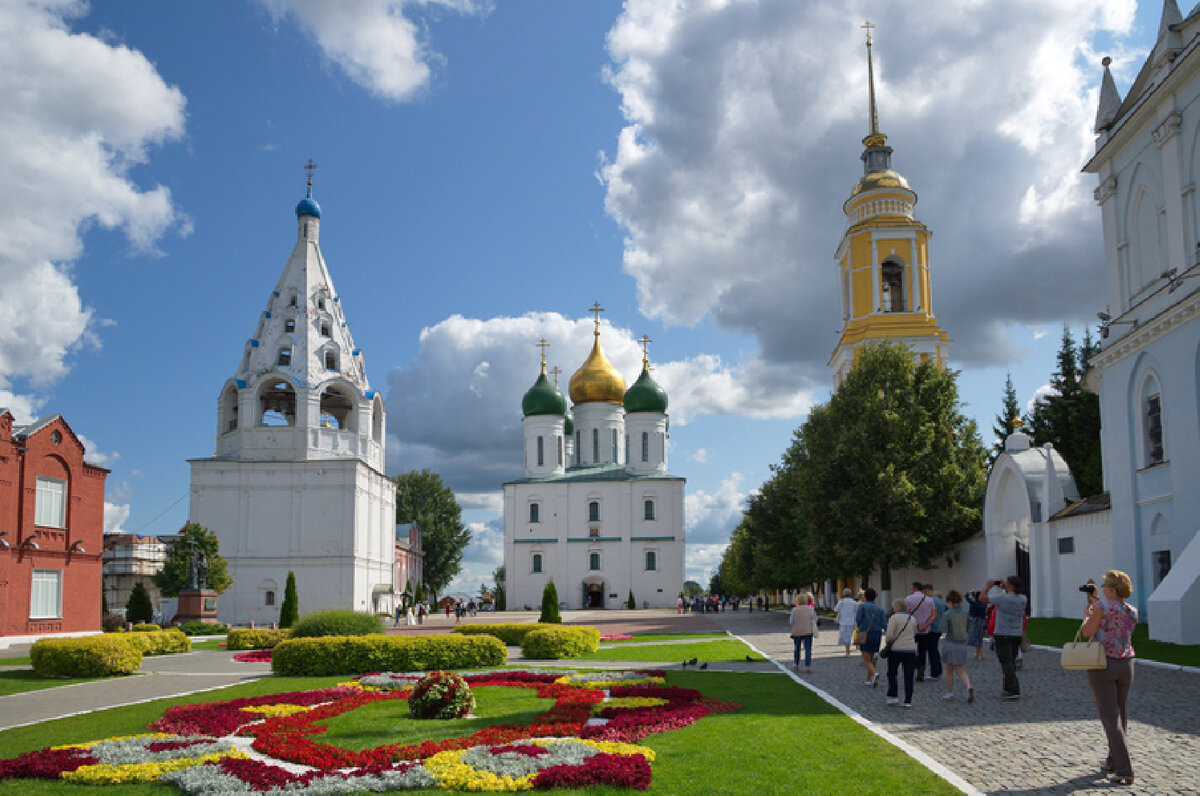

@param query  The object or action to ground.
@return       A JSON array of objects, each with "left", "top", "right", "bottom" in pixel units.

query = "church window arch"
[
  {"left": 320, "top": 320, "right": 332, "bottom": 337},
  {"left": 592, "top": 428, "right": 599, "bottom": 463},
  {"left": 277, "top": 348, "right": 292, "bottom": 366},
  {"left": 319, "top": 382, "right": 357, "bottom": 431},
  {"left": 258, "top": 379, "right": 296, "bottom": 426},
  {"left": 1124, "top": 169, "right": 1166, "bottom": 300},
  {"left": 264, "top": 590, "right": 275, "bottom": 606},
  {"left": 371, "top": 394, "right": 384, "bottom": 443},
  {"left": 288, "top": 292, "right": 298, "bottom": 308},
  {"left": 575, "top": 430, "right": 581, "bottom": 465},
  {"left": 1138, "top": 370, "right": 1164, "bottom": 466},
  {"left": 588, "top": 551, "right": 601, "bottom": 571},
  {"left": 284, "top": 319, "right": 295, "bottom": 334},
  {"left": 557, "top": 435, "right": 563, "bottom": 466},
  {"left": 316, "top": 294, "right": 327, "bottom": 311},
  {"left": 537, "top": 436, "right": 544, "bottom": 467},
  {"left": 588, "top": 500, "right": 600, "bottom": 523},
  {"left": 611, "top": 428, "right": 618, "bottom": 462},
  {"left": 324, "top": 350, "right": 339, "bottom": 370},
  {"left": 644, "top": 550, "right": 657, "bottom": 571},
  {"left": 219, "top": 382, "right": 239, "bottom": 434},
  {"left": 641, "top": 431, "right": 649, "bottom": 462},
  {"left": 881, "top": 258, "right": 905, "bottom": 312},
  {"left": 529, "top": 502, "right": 540, "bottom": 523},
  {"left": 531, "top": 553, "right": 543, "bottom": 574},
  {"left": 644, "top": 499, "right": 655, "bottom": 521}
]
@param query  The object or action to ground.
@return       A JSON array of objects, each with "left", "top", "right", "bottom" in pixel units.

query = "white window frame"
[
  {"left": 35, "top": 476, "right": 67, "bottom": 529},
  {"left": 30, "top": 569, "right": 62, "bottom": 619}
]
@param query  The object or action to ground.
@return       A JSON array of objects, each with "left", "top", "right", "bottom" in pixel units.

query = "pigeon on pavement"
[
  {"left": 699, "top": 662, "right": 708, "bottom": 670},
  {"left": 688, "top": 657, "right": 698, "bottom": 666}
]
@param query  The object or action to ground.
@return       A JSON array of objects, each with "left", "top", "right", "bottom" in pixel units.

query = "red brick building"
[
  {"left": 394, "top": 521, "right": 424, "bottom": 606},
  {"left": 0, "top": 412, "right": 108, "bottom": 642}
]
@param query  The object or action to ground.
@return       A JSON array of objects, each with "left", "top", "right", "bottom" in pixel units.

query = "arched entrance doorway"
[{"left": 583, "top": 580, "right": 605, "bottom": 609}]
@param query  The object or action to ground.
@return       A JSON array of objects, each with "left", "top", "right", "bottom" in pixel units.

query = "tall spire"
[
  {"left": 859, "top": 22, "right": 892, "bottom": 176},
  {"left": 1094, "top": 57, "right": 1122, "bottom": 133}
]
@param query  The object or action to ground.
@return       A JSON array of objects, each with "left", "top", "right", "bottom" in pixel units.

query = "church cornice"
[{"left": 1087, "top": 287, "right": 1200, "bottom": 374}]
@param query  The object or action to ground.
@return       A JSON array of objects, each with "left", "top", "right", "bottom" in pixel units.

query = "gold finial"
[
  {"left": 1012, "top": 415, "right": 1023, "bottom": 430},
  {"left": 536, "top": 338, "right": 549, "bottom": 373},
  {"left": 304, "top": 159, "right": 318, "bottom": 188},
  {"left": 861, "top": 19, "right": 874, "bottom": 46},
  {"left": 548, "top": 365, "right": 562, "bottom": 388},
  {"left": 637, "top": 334, "right": 652, "bottom": 368},
  {"left": 588, "top": 302, "right": 605, "bottom": 336}
]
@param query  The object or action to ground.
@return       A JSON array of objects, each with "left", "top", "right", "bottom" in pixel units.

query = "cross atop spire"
[
  {"left": 638, "top": 334, "right": 652, "bottom": 367},
  {"left": 588, "top": 302, "right": 605, "bottom": 336},
  {"left": 537, "top": 338, "right": 550, "bottom": 373},
  {"left": 304, "top": 159, "right": 318, "bottom": 189},
  {"left": 548, "top": 365, "right": 562, "bottom": 388}
]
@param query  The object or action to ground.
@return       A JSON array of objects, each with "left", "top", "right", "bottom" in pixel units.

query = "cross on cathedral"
[
  {"left": 548, "top": 366, "right": 562, "bottom": 388},
  {"left": 638, "top": 334, "right": 652, "bottom": 367},
  {"left": 304, "top": 159, "right": 318, "bottom": 186},
  {"left": 536, "top": 338, "right": 550, "bottom": 371},
  {"left": 861, "top": 20, "right": 874, "bottom": 46},
  {"left": 588, "top": 302, "right": 605, "bottom": 334}
]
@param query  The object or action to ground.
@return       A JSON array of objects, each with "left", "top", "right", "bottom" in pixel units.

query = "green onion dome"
[
  {"left": 522, "top": 371, "right": 566, "bottom": 417},
  {"left": 623, "top": 365, "right": 668, "bottom": 413}
]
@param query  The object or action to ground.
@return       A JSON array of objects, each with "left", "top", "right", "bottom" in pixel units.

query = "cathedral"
[
  {"left": 829, "top": 25, "right": 949, "bottom": 387},
  {"left": 188, "top": 175, "right": 395, "bottom": 626},
  {"left": 502, "top": 309, "right": 684, "bottom": 610}
]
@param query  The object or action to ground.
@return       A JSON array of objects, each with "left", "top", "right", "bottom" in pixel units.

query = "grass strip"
[
  {"left": 1026, "top": 617, "right": 1200, "bottom": 667},
  {"left": 0, "top": 656, "right": 31, "bottom": 667},
  {"left": 602, "top": 632, "right": 727, "bottom": 643},
  {"left": 576, "top": 640, "right": 763, "bottom": 663},
  {"left": 0, "top": 670, "right": 112, "bottom": 698}
]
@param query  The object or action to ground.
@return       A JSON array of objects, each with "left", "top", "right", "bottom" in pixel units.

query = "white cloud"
[
  {"left": 385, "top": 313, "right": 810, "bottom": 494},
  {"left": 685, "top": 543, "right": 729, "bottom": 587},
  {"left": 104, "top": 501, "right": 131, "bottom": 534},
  {"left": 445, "top": 517, "right": 502, "bottom": 596},
  {"left": 259, "top": 0, "right": 489, "bottom": 103},
  {"left": 77, "top": 434, "right": 118, "bottom": 466},
  {"left": 690, "top": 448, "right": 708, "bottom": 464},
  {"left": 685, "top": 473, "right": 747, "bottom": 545},
  {"left": 600, "top": 0, "right": 1136, "bottom": 374},
  {"left": 0, "top": 0, "right": 186, "bottom": 414},
  {"left": 1033, "top": 330, "right": 1048, "bottom": 341},
  {"left": 1027, "top": 382, "right": 1057, "bottom": 412}
]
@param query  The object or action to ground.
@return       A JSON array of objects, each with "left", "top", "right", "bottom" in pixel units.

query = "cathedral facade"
[
  {"left": 188, "top": 180, "right": 395, "bottom": 627},
  {"left": 503, "top": 316, "right": 684, "bottom": 611}
]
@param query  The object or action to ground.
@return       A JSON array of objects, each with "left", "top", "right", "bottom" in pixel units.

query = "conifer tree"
[
  {"left": 991, "top": 372, "right": 1021, "bottom": 460},
  {"left": 279, "top": 571, "right": 299, "bottom": 628},
  {"left": 539, "top": 580, "right": 561, "bottom": 624},
  {"left": 125, "top": 582, "right": 154, "bottom": 624},
  {"left": 1026, "top": 325, "right": 1103, "bottom": 496},
  {"left": 627, "top": 590, "right": 637, "bottom": 609}
]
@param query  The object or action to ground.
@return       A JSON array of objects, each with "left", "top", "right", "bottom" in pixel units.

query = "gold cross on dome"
[
  {"left": 861, "top": 20, "right": 874, "bottom": 46},
  {"left": 588, "top": 302, "right": 605, "bottom": 334},
  {"left": 637, "top": 334, "right": 652, "bottom": 366},
  {"left": 548, "top": 366, "right": 562, "bottom": 388},
  {"left": 536, "top": 338, "right": 549, "bottom": 370},
  {"left": 304, "top": 159, "right": 318, "bottom": 186}
]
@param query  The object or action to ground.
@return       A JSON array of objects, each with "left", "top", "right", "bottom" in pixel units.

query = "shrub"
[
  {"left": 30, "top": 636, "right": 143, "bottom": 677},
  {"left": 101, "top": 613, "right": 126, "bottom": 633},
  {"left": 520, "top": 625, "right": 601, "bottom": 659},
  {"left": 626, "top": 590, "right": 636, "bottom": 610},
  {"left": 290, "top": 609, "right": 383, "bottom": 638},
  {"left": 279, "top": 571, "right": 299, "bottom": 629},
  {"left": 539, "top": 580, "right": 561, "bottom": 624},
  {"left": 124, "top": 629, "right": 191, "bottom": 656},
  {"left": 271, "top": 634, "right": 505, "bottom": 676},
  {"left": 226, "top": 628, "right": 291, "bottom": 650},
  {"left": 125, "top": 582, "right": 154, "bottom": 625},
  {"left": 132, "top": 623, "right": 161, "bottom": 632},
  {"left": 177, "top": 620, "right": 230, "bottom": 636},
  {"left": 451, "top": 622, "right": 562, "bottom": 645},
  {"left": 407, "top": 671, "right": 475, "bottom": 719}
]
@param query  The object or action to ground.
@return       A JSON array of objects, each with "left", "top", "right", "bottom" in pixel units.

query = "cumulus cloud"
[
  {"left": 77, "top": 434, "right": 118, "bottom": 467},
  {"left": 686, "top": 543, "right": 729, "bottom": 586},
  {"left": 600, "top": 0, "right": 1136, "bottom": 381},
  {"left": 690, "top": 448, "right": 708, "bottom": 464},
  {"left": 445, "top": 517, "right": 502, "bottom": 596},
  {"left": 259, "top": 0, "right": 489, "bottom": 102},
  {"left": 385, "top": 313, "right": 810, "bottom": 495},
  {"left": 0, "top": 0, "right": 186, "bottom": 416},
  {"left": 685, "top": 473, "right": 748, "bottom": 545},
  {"left": 104, "top": 501, "right": 131, "bottom": 535}
]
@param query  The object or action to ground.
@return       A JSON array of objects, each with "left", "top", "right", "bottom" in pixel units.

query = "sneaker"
[
  {"left": 967, "top": 686, "right": 975, "bottom": 704},
  {"left": 863, "top": 680, "right": 874, "bottom": 686},
  {"left": 901, "top": 702, "right": 913, "bottom": 708},
  {"left": 942, "top": 692, "right": 954, "bottom": 700},
  {"left": 871, "top": 673, "right": 879, "bottom": 689},
  {"left": 1003, "top": 692, "right": 1020, "bottom": 700},
  {"left": 886, "top": 697, "right": 899, "bottom": 705}
]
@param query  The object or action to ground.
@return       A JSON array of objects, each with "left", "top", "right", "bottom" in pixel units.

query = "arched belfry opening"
[
  {"left": 319, "top": 383, "right": 357, "bottom": 431},
  {"left": 219, "top": 383, "right": 239, "bottom": 434},
  {"left": 258, "top": 379, "right": 297, "bottom": 426},
  {"left": 881, "top": 259, "right": 905, "bottom": 312}
]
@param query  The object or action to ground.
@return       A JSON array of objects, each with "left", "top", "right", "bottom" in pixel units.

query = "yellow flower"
[
  {"left": 424, "top": 749, "right": 535, "bottom": 792},
  {"left": 51, "top": 733, "right": 172, "bottom": 751},
  {"left": 592, "top": 696, "right": 668, "bottom": 713},
  {"left": 239, "top": 703, "right": 312, "bottom": 717},
  {"left": 62, "top": 750, "right": 247, "bottom": 785},
  {"left": 532, "top": 737, "right": 656, "bottom": 762}
]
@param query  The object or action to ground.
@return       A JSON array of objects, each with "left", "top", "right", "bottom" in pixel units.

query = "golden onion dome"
[
  {"left": 850, "top": 168, "right": 912, "bottom": 197},
  {"left": 569, "top": 334, "right": 626, "bottom": 405}
]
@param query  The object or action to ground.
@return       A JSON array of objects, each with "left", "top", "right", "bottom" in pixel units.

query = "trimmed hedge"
[
  {"left": 272, "top": 634, "right": 506, "bottom": 676},
  {"left": 520, "top": 625, "right": 601, "bottom": 659},
  {"left": 124, "top": 629, "right": 191, "bottom": 655},
  {"left": 290, "top": 609, "right": 383, "bottom": 638},
  {"left": 30, "top": 635, "right": 143, "bottom": 677},
  {"left": 177, "top": 620, "right": 230, "bottom": 636},
  {"left": 131, "top": 623, "right": 161, "bottom": 632},
  {"left": 226, "top": 628, "right": 291, "bottom": 650},
  {"left": 451, "top": 622, "right": 562, "bottom": 646}
]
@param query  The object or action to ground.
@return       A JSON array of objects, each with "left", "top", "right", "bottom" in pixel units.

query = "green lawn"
[
  {"left": 0, "top": 670, "right": 117, "bottom": 697},
  {"left": 1026, "top": 618, "right": 1200, "bottom": 667},
  {"left": 0, "top": 656, "right": 30, "bottom": 667},
  {"left": 187, "top": 638, "right": 228, "bottom": 651},
  {"left": 601, "top": 632, "right": 728, "bottom": 643},
  {"left": 576, "top": 640, "right": 764, "bottom": 663}
]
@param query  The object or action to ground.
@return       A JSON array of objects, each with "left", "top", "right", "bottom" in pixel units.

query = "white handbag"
[{"left": 1060, "top": 627, "right": 1106, "bottom": 670}]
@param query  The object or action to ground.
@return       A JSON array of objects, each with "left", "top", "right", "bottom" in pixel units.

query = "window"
[
  {"left": 320, "top": 321, "right": 332, "bottom": 337},
  {"left": 532, "top": 553, "right": 543, "bottom": 574},
  {"left": 589, "top": 552, "right": 600, "bottom": 571},
  {"left": 881, "top": 260, "right": 905, "bottom": 312},
  {"left": 277, "top": 348, "right": 292, "bottom": 366},
  {"left": 284, "top": 319, "right": 295, "bottom": 333},
  {"left": 324, "top": 351, "right": 338, "bottom": 370},
  {"left": 1146, "top": 394, "right": 1163, "bottom": 465},
  {"left": 592, "top": 428, "right": 599, "bottom": 463},
  {"left": 557, "top": 436, "right": 563, "bottom": 466},
  {"left": 50, "top": 431, "right": 62, "bottom": 444},
  {"left": 611, "top": 429, "right": 618, "bottom": 462},
  {"left": 588, "top": 501, "right": 599, "bottom": 522},
  {"left": 575, "top": 430, "right": 580, "bottom": 464},
  {"left": 645, "top": 551, "right": 657, "bottom": 571},
  {"left": 30, "top": 569, "right": 62, "bottom": 619},
  {"left": 1057, "top": 537, "right": 1074, "bottom": 554},
  {"left": 644, "top": 499, "right": 655, "bottom": 521},
  {"left": 264, "top": 590, "right": 275, "bottom": 606},
  {"left": 289, "top": 294, "right": 297, "bottom": 307},
  {"left": 529, "top": 503, "right": 540, "bottom": 523},
  {"left": 35, "top": 477, "right": 66, "bottom": 528},
  {"left": 1154, "top": 550, "right": 1171, "bottom": 586},
  {"left": 317, "top": 296, "right": 326, "bottom": 310},
  {"left": 537, "top": 436, "right": 544, "bottom": 467},
  {"left": 642, "top": 432, "right": 649, "bottom": 462}
]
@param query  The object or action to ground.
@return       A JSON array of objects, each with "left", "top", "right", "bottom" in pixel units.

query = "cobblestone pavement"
[{"left": 707, "top": 608, "right": 1200, "bottom": 795}]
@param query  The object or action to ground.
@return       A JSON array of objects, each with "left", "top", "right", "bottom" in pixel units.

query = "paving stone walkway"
[{"left": 706, "top": 608, "right": 1200, "bottom": 795}]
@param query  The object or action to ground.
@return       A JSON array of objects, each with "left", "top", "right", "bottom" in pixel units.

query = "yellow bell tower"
[{"left": 829, "top": 23, "right": 949, "bottom": 387}]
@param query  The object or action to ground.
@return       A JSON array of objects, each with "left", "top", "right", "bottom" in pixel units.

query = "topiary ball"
[{"left": 407, "top": 670, "right": 475, "bottom": 720}]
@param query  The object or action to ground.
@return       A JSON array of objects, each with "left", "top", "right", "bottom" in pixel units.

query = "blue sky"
[{"left": 0, "top": 1, "right": 1168, "bottom": 596}]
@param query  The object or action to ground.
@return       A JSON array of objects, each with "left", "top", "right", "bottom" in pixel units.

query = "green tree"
[
  {"left": 991, "top": 372, "right": 1021, "bottom": 459},
  {"left": 788, "top": 343, "right": 987, "bottom": 592},
  {"left": 153, "top": 523, "right": 232, "bottom": 598},
  {"left": 125, "top": 582, "right": 153, "bottom": 624},
  {"left": 392, "top": 469, "right": 472, "bottom": 599},
  {"left": 415, "top": 582, "right": 425, "bottom": 604},
  {"left": 682, "top": 580, "right": 703, "bottom": 598},
  {"left": 626, "top": 589, "right": 637, "bottom": 609},
  {"left": 279, "top": 571, "right": 299, "bottom": 628},
  {"left": 539, "top": 579, "right": 561, "bottom": 623},
  {"left": 492, "top": 565, "right": 506, "bottom": 611},
  {"left": 1026, "top": 325, "right": 1103, "bottom": 496}
]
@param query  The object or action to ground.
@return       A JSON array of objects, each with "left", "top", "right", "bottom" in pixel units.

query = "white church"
[
  {"left": 188, "top": 177, "right": 396, "bottom": 627},
  {"left": 503, "top": 313, "right": 685, "bottom": 611}
]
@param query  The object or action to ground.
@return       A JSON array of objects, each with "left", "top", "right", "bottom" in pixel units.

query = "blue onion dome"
[
  {"left": 522, "top": 371, "right": 566, "bottom": 417},
  {"left": 563, "top": 409, "right": 574, "bottom": 436},
  {"left": 624, "top": 364, "right": 668, "bottom": 413},
  {"left": 296, "top": 187, "right": 322, "bottom": 219}
]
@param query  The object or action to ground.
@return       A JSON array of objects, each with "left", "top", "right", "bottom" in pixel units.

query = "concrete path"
[{"left": 706, "top": 608, "right": 1200, "bottom": 795}]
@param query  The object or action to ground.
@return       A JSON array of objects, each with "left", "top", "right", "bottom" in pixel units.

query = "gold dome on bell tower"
[{"left": 569, "top": 302, "right": 627, "bottom": 405}]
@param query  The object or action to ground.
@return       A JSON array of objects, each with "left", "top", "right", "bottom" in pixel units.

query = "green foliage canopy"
[
  {"left": 392, "top": 469, "right": 471, "bottom": 598},
  {"left": 152, "top": 523, "right": 232, "bottom": 598},
  {"left": 124, "top": 582, "right": 153, "bottom": 625},
  {"left": 279, "top": 571, "right": 299, "bottom": 629},
  {"left": 539, "top": 579, "right": 561, "bottom": 624}
]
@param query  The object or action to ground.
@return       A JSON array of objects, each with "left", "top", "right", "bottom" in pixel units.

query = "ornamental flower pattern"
[{"left": 0, "top": 669, "right": 737, "bottom": 793}]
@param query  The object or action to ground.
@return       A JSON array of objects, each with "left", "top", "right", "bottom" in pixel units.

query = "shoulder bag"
[
  {"left": 1060, "top": 626, "right": 1106, "bottom": 670},
  {"left": 879, "top": 611, "right": 913, "bottom": 660}
]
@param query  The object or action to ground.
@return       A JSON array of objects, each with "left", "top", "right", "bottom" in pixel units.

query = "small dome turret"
[
  {"left": 296, "top": 163, "right": 322, "bottom": 218},
  {"left": 522, "top": 370, "right": 566, "bottom": 417},
  {"left": 624, "top": 364, "right": 668, "bottom": 413}
]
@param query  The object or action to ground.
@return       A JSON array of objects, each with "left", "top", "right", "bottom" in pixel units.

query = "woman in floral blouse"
[{"left": 1080, "top": 569, "right": 1138, "bottom": 786}]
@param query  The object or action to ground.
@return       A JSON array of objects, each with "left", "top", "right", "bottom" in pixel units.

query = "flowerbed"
[
  {"left": 600, "top": 634, "right": 634, "bottom": 641},
  {"left": 0, "top": 669, "right": 738, "bottom": 792},
  {"left": 231, "top": 649, "right": 272, "bottom": 663}
]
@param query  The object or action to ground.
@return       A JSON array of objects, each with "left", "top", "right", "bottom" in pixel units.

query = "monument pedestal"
[{"left": 175, "top": 589, "right": 219, "bottom": 624}]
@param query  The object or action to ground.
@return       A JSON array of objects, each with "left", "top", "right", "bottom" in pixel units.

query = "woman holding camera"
[
  {"left": 979, "top": 575, "right": 1027, "bottom": 699},
  {"left": 1080, "top": 570, "right": 1137, "bottom": 786}
]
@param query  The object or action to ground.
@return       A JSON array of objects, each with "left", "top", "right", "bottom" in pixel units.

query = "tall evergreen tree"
[
  {"left": 278, "top": 571, "right": 299, "bottom": 628},
  {"left": 491, "top": 565, "right": 505, "bottom": 612},
  {"left": 991, "top": 372, "right": 1021, "bottom": 459},
  {"left": 539, "top": 579, "right": 561, "bottom": 624},
  {"left": 392, "top": 469, "right": 472, "bottom": 598},
  {"left": 125, "top": 582, "right": 154, "bottom": 624}
]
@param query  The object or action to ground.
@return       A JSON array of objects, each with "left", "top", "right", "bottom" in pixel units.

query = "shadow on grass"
[{"left": 0, "top": 670, "right": 110, "bottom": 698}]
